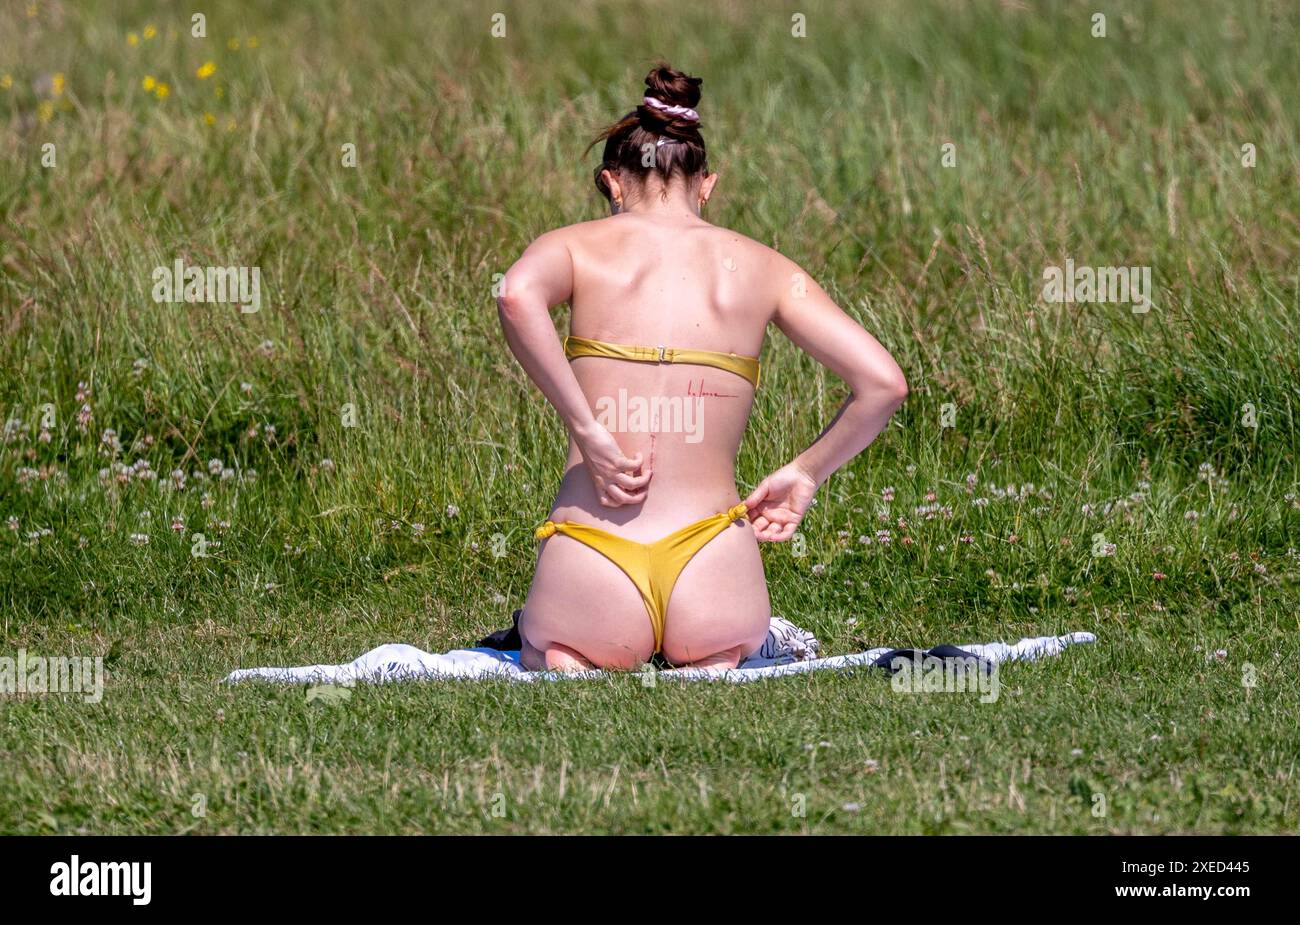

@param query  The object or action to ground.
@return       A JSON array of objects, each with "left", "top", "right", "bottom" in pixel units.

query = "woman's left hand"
[{"left": 743, "top": 462, "right": 818, "bottom": 542}]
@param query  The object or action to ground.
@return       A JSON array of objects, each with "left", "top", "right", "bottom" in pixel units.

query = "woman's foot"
[
  {"left": 672, "top": 642, "right": 750, "bottom": 671},
  {"left": 520, "top": 637, "right": 595, "bottom": 672}
]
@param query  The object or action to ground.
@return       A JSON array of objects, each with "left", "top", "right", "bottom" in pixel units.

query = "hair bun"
[{"left": 644, "top": 63, "right": 702, "bottom": 111}]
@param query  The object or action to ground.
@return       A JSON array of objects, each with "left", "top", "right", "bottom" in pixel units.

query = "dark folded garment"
[
  {"left": 476, "top": 609, "right": 524, "bottom": 651},
  {"left": 870, "top": 644, "right": 994, "bottom": 675}
]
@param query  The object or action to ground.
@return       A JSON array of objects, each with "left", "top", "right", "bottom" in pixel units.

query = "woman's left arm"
[{"left": 497, "top": 231, "right": 652, "bottom": 506}]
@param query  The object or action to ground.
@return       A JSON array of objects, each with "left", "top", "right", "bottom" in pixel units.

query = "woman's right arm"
[
  {"left": 497, "top": 230, "right": 652, "bottom": 507},
  {"left": 744, "top": 258, "right": 908, "bottom": 541}
]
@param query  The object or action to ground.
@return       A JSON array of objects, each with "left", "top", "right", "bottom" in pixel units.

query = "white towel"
[{"left": 223, "top": 625, "right": 1096, "bottom": 686}]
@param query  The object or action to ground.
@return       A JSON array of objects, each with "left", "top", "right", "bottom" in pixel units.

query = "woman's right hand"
[
  {"left": 744, "top": 462, "right": 819, "bottom": 542},
  {"left": 572, "top": 421, "right": 653, "bottom": 507}
]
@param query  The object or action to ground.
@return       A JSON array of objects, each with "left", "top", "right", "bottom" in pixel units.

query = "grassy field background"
[{"left": 1, "top": 0, "right": 1298, "bottom": 833}]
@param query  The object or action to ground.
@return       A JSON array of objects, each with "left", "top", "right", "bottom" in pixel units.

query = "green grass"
[{"left": 1, "top": 0, "right": 1298, "bottom": 833}]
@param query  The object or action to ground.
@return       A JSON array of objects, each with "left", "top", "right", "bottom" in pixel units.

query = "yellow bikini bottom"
[{"left": 535, "top": 502, "right": 750, "bottom": 653}]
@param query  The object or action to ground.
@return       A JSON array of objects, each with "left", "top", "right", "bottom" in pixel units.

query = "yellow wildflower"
[
  {"left": 143, "top": 25, "right": 157, "bottom": 40},
  {"left": 247, "top": 36, "right": 259, "bottom": 49},
  {"left": 203, "top": 112, "right": 216, "bottom": 125},
  {"left": 142, "top": 75, "right": 156, "bottom": 91},
  {"left": 26, "top": 4, "right": 37, "bottom": 18},
  {"left": 38, "top": 100, "right": 54, "bottom": 122},
  {"left": 214, "top": 85, "right": 224, "bottom": 100},
  {"left": 196, "top": 61, "right": 216, "bottom": 80},
  {"left": 127, "top": 32, "right": 139, "bottom": 46},
  {"left": 226, "top": 117, "right": 238, "bottom": 132},
  {"left": 0, "top": 74, "right": 12, "bottom": 91},
  {"left": 51, "top": 73, "right": 65, "bottom": 96},
  {"left": 154, "top": 82, "right": 170, "bottom": 100},
  {"left": 227, "top": 38, "right": 240, "bottom": 50}
]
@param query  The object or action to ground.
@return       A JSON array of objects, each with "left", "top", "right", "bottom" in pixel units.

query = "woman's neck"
[{"left": 619, "top": 189, "right": 700, "bottom": 220}]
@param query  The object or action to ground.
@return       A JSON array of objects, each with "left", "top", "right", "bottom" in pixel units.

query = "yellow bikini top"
[{"left": 564, "top": 335, "right": 761, "bottom": 388}]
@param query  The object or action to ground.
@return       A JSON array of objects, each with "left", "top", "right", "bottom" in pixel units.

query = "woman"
[{"left": 498, "top": 64, "right": 908, "bottom": 672}]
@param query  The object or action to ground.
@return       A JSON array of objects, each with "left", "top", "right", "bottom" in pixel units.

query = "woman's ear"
[
  {"left": 601, "top": 169, "right": 625, "bottom": 212},
  {"left": 699, "top": 172, "right": 719, "bottom": 205}
]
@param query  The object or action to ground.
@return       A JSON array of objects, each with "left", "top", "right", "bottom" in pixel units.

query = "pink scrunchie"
[{"left": 642, "top": 96, "right": 699, "bottom": 122}]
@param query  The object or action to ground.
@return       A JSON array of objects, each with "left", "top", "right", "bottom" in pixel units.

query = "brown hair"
[{"left": 587, "top": 63, "right": 709, "bottom": 201}]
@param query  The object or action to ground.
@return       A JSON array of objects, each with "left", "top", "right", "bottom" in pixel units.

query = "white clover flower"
[
  {"left": 100, "top": 428, "right": 122, "bottom": 455},
  {"left": 208, "top": 458, "right": 224, "bottom": 476},
  {"left": 129, "top": 533, "right": 150, "bottom": 546}
]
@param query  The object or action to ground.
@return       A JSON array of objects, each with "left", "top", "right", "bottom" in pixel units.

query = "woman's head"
[{"left": 589, "top": 63, "right": 716, "bottom": 212}]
